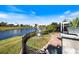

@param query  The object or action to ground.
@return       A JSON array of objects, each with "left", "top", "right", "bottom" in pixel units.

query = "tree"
[
  {"left": 51, "top": 22, "right": 58, "bottom": 26},
  {"left": 63, "top": 19, "right": 67, "bottom": 22},
  {"left": 71, "top": 17, "right": 79, "bottom": 28},
  {"left": 34, "top": 24, "right": 37, "bottom": 28},
  {"left": 46, "top": 22, "right": 58, "bottom": 32},
  {"left": 0, "top": 22, "right": 7, "bottom": 26},
  {"left": 20, "top": 24, "right": 24, "bottom": 27}
]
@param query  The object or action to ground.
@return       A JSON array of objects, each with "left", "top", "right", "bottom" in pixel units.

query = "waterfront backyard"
[
  {"left": 0, "top": 32, "right": 61, "bottom": 54},
  {"left": 0, "top": 5, "right": 79, "bottom": 54}
]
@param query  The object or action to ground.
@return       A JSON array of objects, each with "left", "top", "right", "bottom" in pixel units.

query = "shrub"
[{"left": 71, "top": 17, "right": 79, "bottom": 28}]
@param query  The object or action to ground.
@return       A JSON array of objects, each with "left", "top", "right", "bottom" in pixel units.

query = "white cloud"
[
  {"left": 30, "top": 11, "right": 36, "bottom": 15},
  {"left": 0, "top": 12, "right": 54, "bottom": 25},
  {"left": 0, "top": 10, "right": 79, "bottom": 25},
  {"left": 57, "top": 11, "right": 79, "bottom": 22},
  {"left": 64, "top": 10, "right": 71, "bottom": 15},
  {"left": 59, "top": 15, "right": 65, "bottom": 19},
  {"left": 7, "top": 6, "right": 26, "bottom": 13},
  {"left": 0, "top": 13, "right": 8, "bottom": 18},
  {"left": 70, "top": 11, "right": 79, "bottom": 17}
]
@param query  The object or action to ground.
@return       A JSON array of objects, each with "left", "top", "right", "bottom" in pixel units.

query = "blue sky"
[{"left": 0, "top": 5, "right": 79, "bottom": 25}]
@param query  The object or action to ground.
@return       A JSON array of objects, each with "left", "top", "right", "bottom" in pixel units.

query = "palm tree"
[{"left": 71, "top": 17, "right": 79, "bottom": 28}]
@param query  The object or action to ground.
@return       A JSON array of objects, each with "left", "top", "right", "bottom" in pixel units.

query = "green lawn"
[
  {"left": 0, "top": 34, "right": 50, "bottom": 54},
  {"left": 0, "top": 36, "right": 22, "bottom": 54},
  {"left": 27, "top": 32, "right": 59, "bottom": 50},
  {"left": 27, "top": 34, "right": 49, "bottom": 50}
]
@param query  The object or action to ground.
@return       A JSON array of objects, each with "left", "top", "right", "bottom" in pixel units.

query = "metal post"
[{"left": 63, "top": 23, "right": 64, "bottom": 33}]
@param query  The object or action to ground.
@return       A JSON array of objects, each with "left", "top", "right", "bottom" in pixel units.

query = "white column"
[
  {"left": 63, "top": 23, "right": 64, "bottom": 33},
  {"left": 61, "top": 22, "right": 63, "bottom": 32}
]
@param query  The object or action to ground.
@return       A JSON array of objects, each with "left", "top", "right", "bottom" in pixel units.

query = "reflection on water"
[
  {"left": 36, "top": 25, "right": 41, "bottom": 37},
  {"left": 0, "top": 28, "right": 35, "bottom": 40}
]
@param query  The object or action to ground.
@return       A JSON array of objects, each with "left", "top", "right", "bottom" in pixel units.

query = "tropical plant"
[{"left": 70, "top": 17, "right": 79, "bottom": 28}]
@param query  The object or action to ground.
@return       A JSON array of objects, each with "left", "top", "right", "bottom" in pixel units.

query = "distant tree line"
[
  {"left": 34, "top": 22, "right": 60, "bottom": 33},
  {"left": 0, "top": 22, "right": 33, "bottom": 28}
]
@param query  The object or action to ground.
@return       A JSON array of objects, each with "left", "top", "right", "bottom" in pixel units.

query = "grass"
[
  {"left": 27, "top": 32, "right": 60, "bottom": 50},
  {"left": 0, "top": 32, "right": 59, "bottom": 54},
  {"left": 0, "top": 26, "right": 31, "bottom": 31},
  {"left": 0, "top": 34, "right": 49, "bottom": 54},
  {"left": 0, "top": 36, "right": 22, "bottom": 54},
  {"left": 27, "top": 34, "right": 50, "bottom": 50}
]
